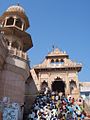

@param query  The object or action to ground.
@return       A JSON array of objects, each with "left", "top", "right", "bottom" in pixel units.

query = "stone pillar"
[
  {"left": 14, "top": 48, "right": 17, "bottom": 55},
  {"left": 65, "top": 72, "right": 70, "bottom": 96},
  {"left": 4, "top": 17, "right": 8, "bottom": 27},
  {"left": 38, "top": 73, "right": 41, "bottom": 91},
  {"left": 19, "top": 50, "right": 22, "bottom": 57},
  {"left": 13, "top": 17, "right": 16, "bottom": 26},
  {"left": 48, "top": 72, "right": 53, "bottom": 90},
  {"left": 22, "top": 22, "right": 24, "bottom": 30},
  {"left": 75, "top": 72, "right": 80, "bottom": 97},
  {"left": 24, "top": 53, "right": 27, "bottom": 60}
]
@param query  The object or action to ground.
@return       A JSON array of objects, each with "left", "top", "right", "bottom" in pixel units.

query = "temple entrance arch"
[{"left": 52, "top": 77, "right": 66, "bottom": 94}]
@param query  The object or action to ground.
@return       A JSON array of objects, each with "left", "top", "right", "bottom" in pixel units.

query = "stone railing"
[
  {"left": 6, "top": 47, "right": 30, "bottom": 79},
  {"left": 8, "top": 47, "right": 28, "bottom": 60},
  {"left": 45, "top": 63, "right": 82, "bottom": 68}
]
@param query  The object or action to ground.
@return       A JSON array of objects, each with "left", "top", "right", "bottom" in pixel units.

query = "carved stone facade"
[
  {"left": 0, "top": 5, "right": 33, "bottom": 105},
  {"left": 28, "top": 48, "right": 82, "bottom": 105}
]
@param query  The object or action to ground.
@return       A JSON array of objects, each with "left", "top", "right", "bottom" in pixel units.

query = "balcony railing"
[{"left": 8, "top": 47, "right": 28, "bottom": 60}]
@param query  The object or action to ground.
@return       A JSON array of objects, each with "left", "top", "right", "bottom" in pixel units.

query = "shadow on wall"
[
  {"left": 24, "top": 75, "right": 38, "bottom": 114},
  {"left": 1, "top": 56, "right": 27, "bottom": 104}
]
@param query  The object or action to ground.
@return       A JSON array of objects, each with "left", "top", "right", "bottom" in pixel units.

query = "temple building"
[
  {"left": 0, "top": 4, "right": 33, "bottom": 105},
  {"left": 31, "top": 48, "right": 82, "bottom": 96},
  {"left": 25, "top": 48, "right": 82, "bottom": 107}
]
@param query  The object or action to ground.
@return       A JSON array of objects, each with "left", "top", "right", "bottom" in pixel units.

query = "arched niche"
[
  {"left": 60, "top": 59, "right": 64, "bottom": 64},
  {"left": 56, "top": 59, "right": 59, "bottom": 63},
  {"left": 41, "top": 81, "right": 48, "bottom": 91},
  {"left": 69, "top": 80, "right": 77, "bottom": 94},
  {"left": 51, "top": 59, "right": 54, "bottom": 63}
]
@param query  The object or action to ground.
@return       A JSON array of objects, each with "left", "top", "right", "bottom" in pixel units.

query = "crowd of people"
[{"left": 27, "top": 87, "right": 86, "bottom": 120}]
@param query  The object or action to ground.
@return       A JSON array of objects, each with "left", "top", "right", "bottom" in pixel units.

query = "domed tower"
[
  {"left": 0, "top": 4, "right": 33, "bottom": 51},
  {"left": 0, "top": 4, "right": 33, "bottom": 105}
]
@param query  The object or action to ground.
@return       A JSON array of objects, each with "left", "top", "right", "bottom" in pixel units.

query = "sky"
[{"left": 0, "top": 0, "right": 90, "bottom": 82}]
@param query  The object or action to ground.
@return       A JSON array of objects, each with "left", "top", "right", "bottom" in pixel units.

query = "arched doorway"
[
  {"left": 52, "top": 78, "right": 66, "bottom": 94},
  {"left": 41, "top": 81, "right": 48, "bottom": 91}
]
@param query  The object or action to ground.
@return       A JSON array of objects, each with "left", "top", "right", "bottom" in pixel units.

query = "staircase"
[{"left": 30, "top": 68, "right": 40, "bottom": 91}]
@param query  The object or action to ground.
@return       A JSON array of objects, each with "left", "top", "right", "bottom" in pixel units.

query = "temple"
[
  {"left": 32, "top": 48, "right": 82, "bottom": 96},
  {"left": 25, "top": 48, "right": 82, "bottom": 106}
]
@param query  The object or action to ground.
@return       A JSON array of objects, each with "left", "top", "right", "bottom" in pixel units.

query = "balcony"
[
  {"left": 5, "top": 47, "right": 30, "bottom": 79},
  {"left": 8, "top": 47, "right": 28, "bottom": 60}
]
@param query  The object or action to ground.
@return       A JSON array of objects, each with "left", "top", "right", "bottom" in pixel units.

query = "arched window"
[
  {"left": 60, "top": 59, "right": 64, "bottom": 64},
  {"left": 69, "top": 80, "right": 77, "bottom": 94},
  {"left": 51, "top": 59, "right": 54, "bottom": 63},
  {"left": 41, "top": 81, "right": 48, "bottom": 91},
  {"left": 15, "top": 18, "right": 22, "bottom": 28},
  {"left": 6, "top": 17, "right": 14, "bottom": 25},
  {"left": 56, "top": 59, "right": 59, "bottom": 63}
]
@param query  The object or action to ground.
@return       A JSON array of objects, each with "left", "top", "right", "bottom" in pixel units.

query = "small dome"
[{"left": 6, "top": 4, "right": 25, "bottom": 14}]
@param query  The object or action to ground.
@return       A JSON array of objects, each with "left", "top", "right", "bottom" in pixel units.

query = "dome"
[
  {"left": 1, "top": 4, "right": 30, "bottom": 30},
  {"left": 6, "top": 4, "right": 25, "bottom": 14}
]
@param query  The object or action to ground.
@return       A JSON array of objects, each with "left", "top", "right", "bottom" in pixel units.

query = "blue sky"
[{"left": 0, "top": 0, "right": 90, "bottom": 82}]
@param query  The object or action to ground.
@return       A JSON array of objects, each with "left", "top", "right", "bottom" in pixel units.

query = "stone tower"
[
  {"left": 0, "top": 4, "right": 33, "bottom": 105},
  {"left": 28, "top": 48, "right": 82, "bottom": 104}
]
